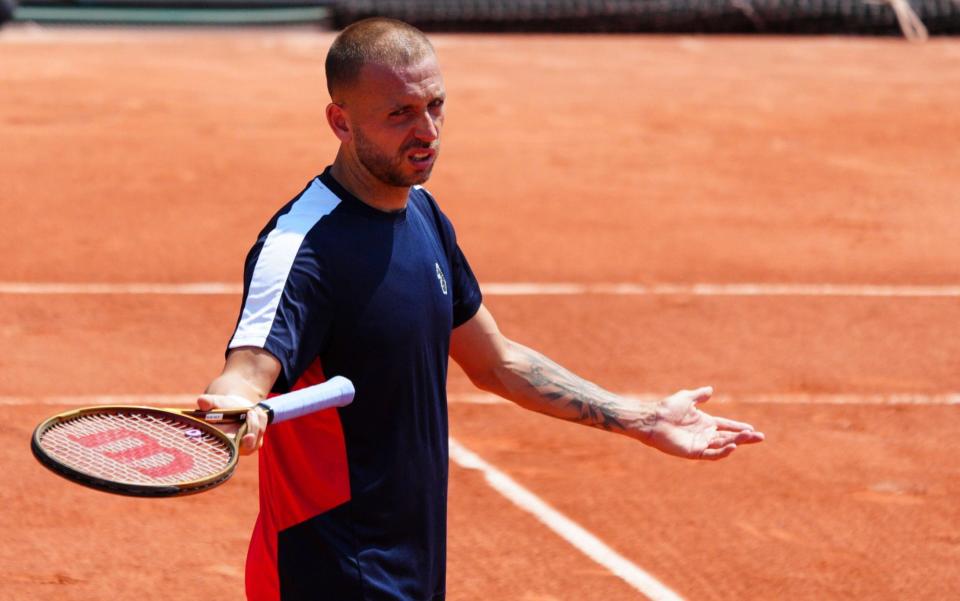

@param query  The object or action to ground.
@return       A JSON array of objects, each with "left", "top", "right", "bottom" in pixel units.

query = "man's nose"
[{"left": 413, "top": 111, "right": 440, "bottom": 142}]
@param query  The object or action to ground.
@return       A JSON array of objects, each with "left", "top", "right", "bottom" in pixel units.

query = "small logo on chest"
[{"left": 435, "top": 262, "right": 448, "bottom": 295}]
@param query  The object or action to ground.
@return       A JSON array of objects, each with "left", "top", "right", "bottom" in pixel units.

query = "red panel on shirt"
[{"left": 245, "top": 360, "right": 351, "bottom": 601}]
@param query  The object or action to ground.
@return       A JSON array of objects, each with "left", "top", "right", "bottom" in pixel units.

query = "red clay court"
[{"left": 1, "top": 27, "right": 959, "bottom": 600}]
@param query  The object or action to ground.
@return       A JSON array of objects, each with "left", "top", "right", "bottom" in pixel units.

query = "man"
[{"left": 199, "top": 17, "right": 764, "bottom": 601}]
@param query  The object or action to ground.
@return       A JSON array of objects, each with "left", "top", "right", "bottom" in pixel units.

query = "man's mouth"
[{"left": 408, "top": 148, "right": 437, "bottom": 167}]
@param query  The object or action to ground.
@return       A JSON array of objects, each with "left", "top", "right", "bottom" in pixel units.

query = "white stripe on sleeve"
[{"left": 228, "top": 179, "right": 341, "bottom": 350}]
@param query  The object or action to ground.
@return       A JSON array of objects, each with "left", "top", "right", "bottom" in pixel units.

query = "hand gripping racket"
[{"left": 30, "top": 376, "right": 355, "bottom": 498}]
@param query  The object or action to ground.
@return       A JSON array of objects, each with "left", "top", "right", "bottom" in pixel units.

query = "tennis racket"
[{"left": 31, "top": 376, "right": 355, "bottom": 498}]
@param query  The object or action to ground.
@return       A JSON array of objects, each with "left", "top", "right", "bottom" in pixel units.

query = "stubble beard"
[{"left": 353, "top": 127, "right": 438, "bottom": 188}]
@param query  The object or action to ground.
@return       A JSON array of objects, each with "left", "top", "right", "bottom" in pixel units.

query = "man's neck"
[{"left": 330, "top": 152, "right": 410, "bottom": 213}]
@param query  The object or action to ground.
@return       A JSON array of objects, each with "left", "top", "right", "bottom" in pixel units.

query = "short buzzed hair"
[{"left": 325, "top": 18, "right": 436, "bottom": 99}]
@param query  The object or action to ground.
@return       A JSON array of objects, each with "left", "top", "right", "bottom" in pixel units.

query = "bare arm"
[
  {"left": 450, "top": 305, "right": 764, "bottom": 460},
  {"left": 197, "top": 346, "right": 282, "bottom": 454}
]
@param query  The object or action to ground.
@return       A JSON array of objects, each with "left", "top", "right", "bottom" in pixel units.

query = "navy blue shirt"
[{"left": 229, "top": 168, "right": 482, "bottom": 601}]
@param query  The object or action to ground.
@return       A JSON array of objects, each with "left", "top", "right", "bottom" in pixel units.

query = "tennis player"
[{"left": 198, "top": 17, "right": 765, "bottom": 601}]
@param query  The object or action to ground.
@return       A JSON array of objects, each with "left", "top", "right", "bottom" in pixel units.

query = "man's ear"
[{"left": 326, "top": 102, "right": 351, "bottom": 142}]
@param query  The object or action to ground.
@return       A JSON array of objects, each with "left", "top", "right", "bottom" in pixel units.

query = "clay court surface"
[{"left": 2, "top": 26, "right": 959, "bottom": 600}]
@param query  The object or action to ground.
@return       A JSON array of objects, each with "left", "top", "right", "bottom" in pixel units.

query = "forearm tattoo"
[{"left": 511, "top": 345, "right": 654, "bottom": 434}]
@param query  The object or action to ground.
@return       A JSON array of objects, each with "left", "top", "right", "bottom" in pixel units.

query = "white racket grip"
[{"left": 260, "top": 376, "right": 355, "bottom": 424}]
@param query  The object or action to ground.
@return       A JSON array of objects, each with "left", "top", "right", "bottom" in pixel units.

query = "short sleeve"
[
  {"left": 227, "top": 179, "right": 344, "bottom": 390},
  {"left": 449, "top": 242, "right": 482, "bottom": 328},
  {"left": 228, "top": 229, "right": 336, "bottom": 392},
  {"left": 414, "top": 187, "right": 483, "bottom": 328}
]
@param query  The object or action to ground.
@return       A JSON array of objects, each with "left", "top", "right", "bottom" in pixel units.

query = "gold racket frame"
[{"left": 31, "top": 405, "right": 250, "bottom": 497}]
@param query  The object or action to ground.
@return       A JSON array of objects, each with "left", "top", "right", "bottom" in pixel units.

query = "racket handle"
[{"left": 258, "top": 376, "right": 355, "bottom": 424}]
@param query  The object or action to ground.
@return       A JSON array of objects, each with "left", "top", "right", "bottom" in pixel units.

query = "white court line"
[
  {"left": 449, "top": 437, "right": 685, "bottom": 601},
  {"left": 487, "top": 283, "right": 960, "bottom": 297},
  {"left": 0, "top": 394, "right": 197, "bottom": 406},
  {"left": 0, "top": 282, "right": 242, "bottom": 295},
  {"left": 5, "top": 392, "right": 958, "bottom": 407},
  {"left": 446, "top": 392, "right": 960, "bottom": 406},
  {"left": 624, "top": 392, "right": 960, "bottom": 406},
  {"left": 2, "top": 281, "right": 960, "bottom": 297}
]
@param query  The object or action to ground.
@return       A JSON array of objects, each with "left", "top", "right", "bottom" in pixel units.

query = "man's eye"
[{"left": 430, "top": 99, "right": 445, "bottom": 108}]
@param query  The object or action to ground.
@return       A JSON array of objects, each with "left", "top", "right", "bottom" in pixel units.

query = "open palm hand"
[{"left": 647, "top": 387, "right": 765, "bottom": 460}]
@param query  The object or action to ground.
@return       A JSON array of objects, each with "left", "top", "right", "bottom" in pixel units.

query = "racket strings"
[{"left": 38, "top": 412, "right": 234, "bottom": 485}]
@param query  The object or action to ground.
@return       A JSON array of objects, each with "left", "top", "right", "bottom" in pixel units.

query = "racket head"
[{"left": 31, "top": 405, "right": 242, "bottom": 497}]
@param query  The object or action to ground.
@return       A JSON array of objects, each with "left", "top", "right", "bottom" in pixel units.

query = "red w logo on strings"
[{"left": 68, "top": 428, "right": 194, "bottom": 478}]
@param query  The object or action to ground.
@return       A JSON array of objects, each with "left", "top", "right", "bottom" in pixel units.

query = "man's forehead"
[{"left": 353, "top": 58, "right": 445, "bottom": 102}]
